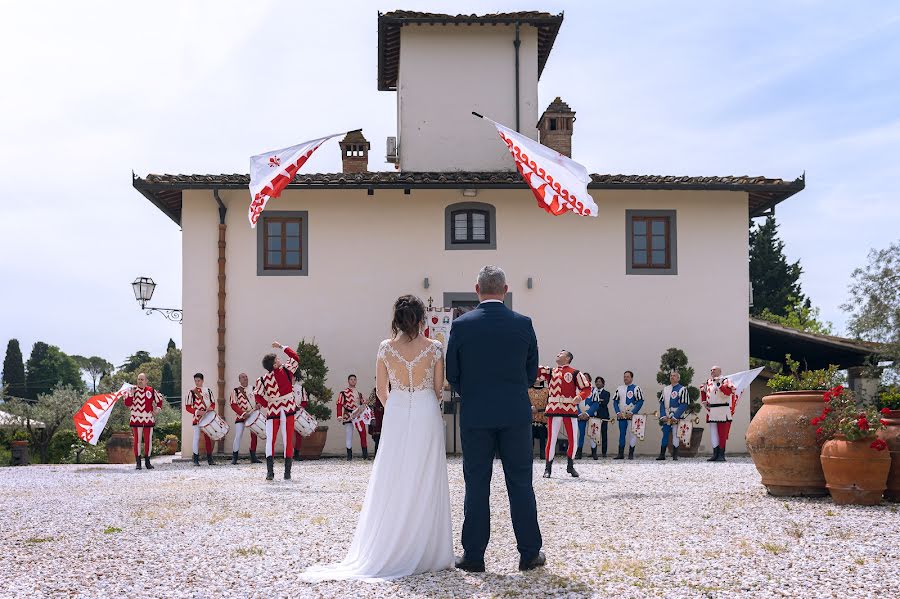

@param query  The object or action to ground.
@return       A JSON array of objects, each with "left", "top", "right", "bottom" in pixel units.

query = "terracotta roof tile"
[{"left": 134, "top": 171, "right": 805, "bottom": 225}]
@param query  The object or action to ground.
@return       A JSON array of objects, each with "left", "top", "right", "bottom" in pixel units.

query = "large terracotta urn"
[
  {"left": 106, "top": 431, "right": 135, "bottom": 464},
  {"left": 877, "top": 409, "right": 900, "bottom": 502},
  {"left": 298, "top": 426, "right": 328, "bottom": 460},
  {"left": 821, "top": 436, "right": 891, "bottom": 505},
  {"left": 745, "top": 391, "right": 828, "bottom": 496}
]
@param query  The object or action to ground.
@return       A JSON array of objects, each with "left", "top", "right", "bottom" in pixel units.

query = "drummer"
[
  {"left": 336, "top": 374, "right": 369, "bottom": 460},
  {"left": 229, "top": 373, "right": 262, "bottom": 465},
  {"left": 185, "top": 373, "right": 217, "bottom": 466}
]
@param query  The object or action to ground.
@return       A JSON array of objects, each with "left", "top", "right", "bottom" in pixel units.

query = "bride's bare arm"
[
  {"left": 433, "top": 351, "right": 445, "bottom": 401},
  {"left": 376, "top": 351, "right": 390, "bottom": 406}
]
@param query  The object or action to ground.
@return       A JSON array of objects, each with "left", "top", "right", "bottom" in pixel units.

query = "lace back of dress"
[{"left": 378, "top": 340, "right": 441, "bottom": 393}]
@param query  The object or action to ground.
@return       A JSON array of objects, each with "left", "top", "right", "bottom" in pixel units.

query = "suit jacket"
[{"left": 446, "top": 301, "right": 539, "bottom": 429}]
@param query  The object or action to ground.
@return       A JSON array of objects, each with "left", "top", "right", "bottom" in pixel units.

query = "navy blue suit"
[{"left": 446, "top": 301, "right": 542, "bottom": 562}]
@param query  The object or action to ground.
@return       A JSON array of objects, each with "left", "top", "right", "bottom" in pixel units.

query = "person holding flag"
[
  {"left": 121, "top": 373, "right": 164, "bottom": 470},
  {"left": 656, "top": 370, "right": 689, "bottom": 461},
  {"left": 613, "top": 370, "right": 645, "bottom": 460},
  {"left": 254, "top": 341, "right": 301, "bottom": 481},
  {"left": 700, "top": 365, "right": 763, "bottom": 462},
  {"left": 537, "top": 350, "right": 592, "bottom": 478}
]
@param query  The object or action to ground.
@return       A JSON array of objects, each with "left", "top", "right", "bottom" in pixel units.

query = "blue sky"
[{"left": 1, "top": 1, "right": 898, "bottom": 366}]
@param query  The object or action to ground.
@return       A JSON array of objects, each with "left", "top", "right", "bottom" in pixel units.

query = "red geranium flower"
[
  {"left": 823, "top": 392, "right": 832, "bottom": 402},
  {"left": 831, "top": 385, "right": 844, "bottom": 395},
  {"left": 811, "top": 416, "right": 820, "bottom": 426},
  {"left": 823, "top": 407, "right": 832, "bottom": 416},
  {"left": 857, "top": 417, "right": 869, "bottom": 431},
  {"left": 815, "top": 427, "right": 823, "bottom": 435},
  {"left": 870, "top": 439, "right": 888, "bottom": 451},
  {"left": 881, "top": 420, "right": 890, "bottom": 427},
  {"left": 882, "top": 408, "right": 893, "bottom": 416}
]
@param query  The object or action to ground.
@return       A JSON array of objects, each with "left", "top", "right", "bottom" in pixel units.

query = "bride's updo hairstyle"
[{"left": 392, "top": 294, "right": 425, "bottom": 340}]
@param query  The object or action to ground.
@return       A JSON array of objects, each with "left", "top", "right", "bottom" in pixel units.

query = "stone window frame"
[
  {"left": 445, "top": 201, "right": 497, "bottom": 250},
  {"left": 625, "top": 209, "right": 678, "bottom": 276},
  {"left": 257, "top": 210, "right": 309, "bottom": 276}
]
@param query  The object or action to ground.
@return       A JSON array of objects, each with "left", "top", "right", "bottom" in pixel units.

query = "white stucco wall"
[
  {"left": 180, "top": 187, "right": 751, "bottom": 457},
  {"left": 397, "top": 23, "right": 539, "bottom": 171}
]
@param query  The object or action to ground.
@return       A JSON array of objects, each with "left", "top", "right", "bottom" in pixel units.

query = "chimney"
[
  {"left": 537, "top": 97, "right": 575, "bottom": 157},
  {"left": 339, "top": 130, "right": 370, "bottom": 174}
]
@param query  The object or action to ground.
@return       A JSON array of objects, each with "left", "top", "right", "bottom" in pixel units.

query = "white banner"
[{"left": 483, "top": 116, "right": 597, "bottom": 217}]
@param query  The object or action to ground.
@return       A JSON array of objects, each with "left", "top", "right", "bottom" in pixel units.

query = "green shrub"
[
  {"left": 877, "top": 386, "right": 900, "bottom": 411},
  {"left": 61, "top": 441, "right": 107, "bottom": 464},
  {"left": 48, "top": 430, "right": 79, "bottom": 463},
  {"left": 766, "top": 355, "right": 842, "bottom": 392},
  {"left": 0, "top": 448, "right": 11, "bottom": 466}
]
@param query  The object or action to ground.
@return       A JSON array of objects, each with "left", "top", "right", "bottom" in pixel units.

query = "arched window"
[{"left": 445, "top": 202, "right": 496, "bottom": 250}]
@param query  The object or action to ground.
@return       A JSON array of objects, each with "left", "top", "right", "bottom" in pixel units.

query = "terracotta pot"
[
  {"left": 10, "top": 440, "right": 28, "bottom": 447},
  {"left": 745, "top": 391, "right": 828, "bottom": 497},
  {"left": 877, "top": 409, "right": 900, "bottom": 502},
  {"left": 673, "top": 427, "right": 704, "bottom": 458},
  {"left": 163, "top": 440, "right": 179, "bottom": 456},
  {"left": 106, "top": 431, "right": 135, "bottom": 464},
  {"left": 298, "top": 426, "right": 328, "bottom": 460},
  {"left": 821, "top": 435, "right": 891, "bottom": 505}
]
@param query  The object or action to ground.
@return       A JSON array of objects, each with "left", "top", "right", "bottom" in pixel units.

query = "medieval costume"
[
  {"left": 367, "top": 388, "right": 384, "bottom": 457},
  {"left": 613, "top": 383, "right": 645, "bottom": 460},
  {"left": 657, "top": 383, "right": 689, "bottom": 460},
  {"left": 229, "top": 384, "right": 262, "bottom": 464},
  {"left": 529, "top": 383, "right": 549, "bottom": 460},
  {"left": 185, "top": 386, "right": 217, "bottom": 466},
  {"left": 292, "top": 380, "right": 309, "bottom": 460},
  {"left": 577, "top": 384, "right": 610, "bottom": 460},
  {"left": 337, "top": 386, "right": 368, "bottom": 460},
  {"left": 122, "top": 385, "right": 163, "bottom": 470},
  {"left": 253, "top": 345, "right": 300, "bottom": 480},
  {"left": 537, "top": 365, "right": 592, "bottom": 478},
  {"left": 700, "top": 376, "right": 738, "bottom": 462}
]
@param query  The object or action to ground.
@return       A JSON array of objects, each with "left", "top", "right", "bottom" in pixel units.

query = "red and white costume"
[
  {"left": 537, "top": 365, "right": 591, "bottom": 460},
  {"left": 337, "top": 386, "right": 368, "bottom": 451},
  {"left": 700, "top": 377, "right": 737, "bottom": 450},
  {"left": 229, "top": 385, "right": 259, "bottom": 454},
  {"left": 185, "top": 386, "right": 216, "bottom": 456},
  {"left": 122, "top": 385, "right": 163, "bottom": 458},
  {"left": 253, "top": 346, "right": 299, "bottom": 458}
]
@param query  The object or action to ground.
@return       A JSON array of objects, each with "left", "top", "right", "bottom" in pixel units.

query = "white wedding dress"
[{"left": 300, "top": 338, "right": 454, "bottom": 582}]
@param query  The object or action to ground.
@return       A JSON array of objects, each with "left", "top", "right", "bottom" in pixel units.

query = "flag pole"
[{"left": 471, "top": 111, "right": 484, "bottom": 119}]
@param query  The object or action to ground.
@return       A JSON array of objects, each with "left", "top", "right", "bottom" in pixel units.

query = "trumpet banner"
[
  {"left": 676, "top": 420, "right": 693, "bottom": 448},
  {"left": 587, "top": 417, "right": 605, "bottom": 444},
  {"left": 631, "top": 414, "right": 646, "bottom": 441}
]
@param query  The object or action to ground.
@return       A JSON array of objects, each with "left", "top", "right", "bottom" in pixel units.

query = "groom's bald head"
[{"left": 476, "top": 266, "right": 508, "bottom": 300}]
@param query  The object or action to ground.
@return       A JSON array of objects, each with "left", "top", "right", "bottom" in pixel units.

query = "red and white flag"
[
  {"left": 483, "top": 117, "right": 597, "bottom": 217},
  {"left": 248, "top": 133, "right": 347, "bottom": 227},
  {"left": 73, "top": 384, "right": 132, "bottom": 445}
]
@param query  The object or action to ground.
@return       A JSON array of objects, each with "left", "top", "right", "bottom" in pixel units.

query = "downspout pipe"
[
  {"left": 514, "top": 21, "right": 521, "bottom": 132},
  {"left": 213, "top": 190, "right": 227, "bottom": 453}
]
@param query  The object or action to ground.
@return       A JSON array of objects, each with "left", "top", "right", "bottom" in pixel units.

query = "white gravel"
[{"left": 1, "top": 455, "right": 897, "bottom": 598}]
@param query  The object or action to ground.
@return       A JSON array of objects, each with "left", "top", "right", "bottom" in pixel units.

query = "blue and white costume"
[
  {"left": 658, "top": 383, "right": 689, "bottom": 450},
  {"left": 613, "top": 383, "right": 644, "bottom": 451}
]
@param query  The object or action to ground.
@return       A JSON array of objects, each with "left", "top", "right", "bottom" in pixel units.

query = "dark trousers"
[
  {"left": 532, "top": 424, "right": 547, "bottom": 457},
  {"left": 461, "top": 424, "right": 542, "bottom": 562}
]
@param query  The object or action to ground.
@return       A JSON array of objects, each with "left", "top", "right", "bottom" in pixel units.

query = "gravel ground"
[{"left": 1, "top": 455, "right": 897, "bottom": 599}]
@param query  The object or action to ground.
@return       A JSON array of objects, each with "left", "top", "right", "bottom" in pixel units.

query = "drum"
[
  {"left": 199, "top": 410, "right": 229, "bottom": 441},
  {"left": 244, "top": 409, "right": 267, "bottom": 439},
  {"left": 294, "top": 407, "right": 317, "bottom": 437},
  {"left": 352, "top": 406, "right": 373, "bottom": 427}
]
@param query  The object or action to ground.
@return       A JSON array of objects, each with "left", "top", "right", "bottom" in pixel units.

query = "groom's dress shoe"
[
  {"left": 518, "top": 551, "right": 546, "bottom": 571},
  {"left": 455, "top": 557, "right": 485, "bottom": 573}
]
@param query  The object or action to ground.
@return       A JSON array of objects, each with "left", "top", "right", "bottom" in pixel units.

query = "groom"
[{"left": 446, "top": 265, "right": 545, "bottom": 572}]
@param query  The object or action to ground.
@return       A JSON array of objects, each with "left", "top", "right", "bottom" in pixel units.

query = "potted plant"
[
  {"left": 813, "top": 385, "right": 890, "bottom": 505},
  {"left": 654, "top": 348, "right": 703, "bottom": 457},
  {"left": 875, "top": 386, "right": 900, "bottom": 502},
  {"left": 745, "top": 355, "right": 842, "bottom": 497},
  {"left": 162, "top": 434, "right": 179, "bottom": 455},
  {"left": 10, "top": 429, "right": 30, "bottom": 466},
  {"left": 103, "top": 402, "right": 135, "bottom": 464},
  {"left": 295, "top": 339, "right": 333, "bottom": 460}
]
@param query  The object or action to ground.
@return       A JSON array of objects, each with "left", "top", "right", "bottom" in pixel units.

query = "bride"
[{"left": 300, "top": 295, "right": 454, "bottom": 581}]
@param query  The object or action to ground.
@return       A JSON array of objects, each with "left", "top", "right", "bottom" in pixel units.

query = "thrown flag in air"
[
  {"left": 73, "top": 384, "right": 133, "bottom": 445},
  {"left": 248, "top": 132, "right": 349, "bottom": 227},
  {"left": 476, "top": 114, "right": 597, "bottom": 217}
]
